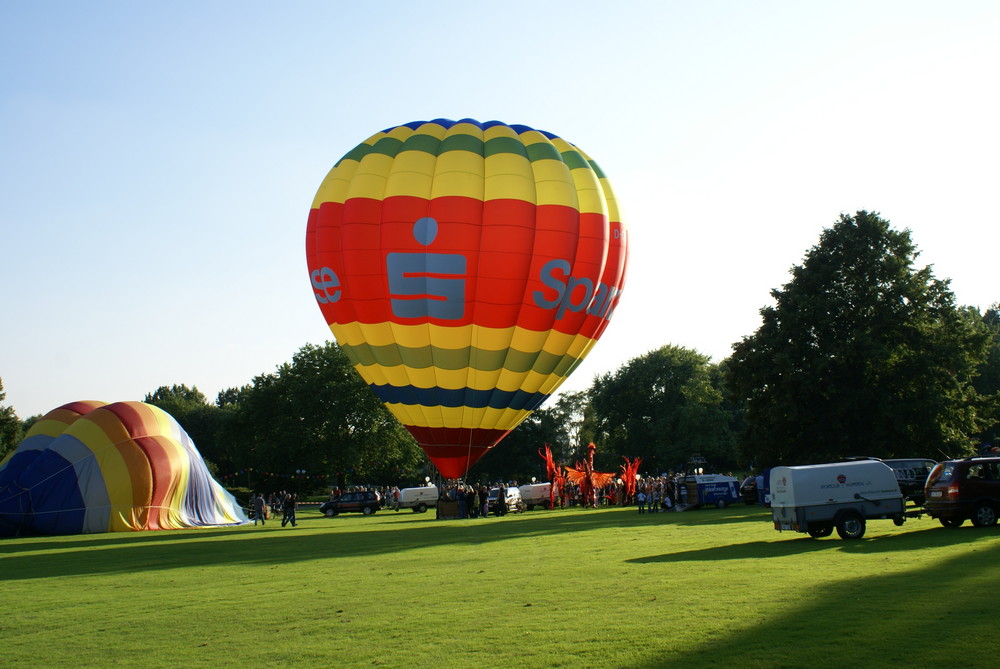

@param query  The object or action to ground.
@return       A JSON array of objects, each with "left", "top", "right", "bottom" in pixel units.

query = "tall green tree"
[
  {"left": 725, "top": 211, "right": 992, "bottom": 467},
  {"left": 540, "top": 390, "right": 591, "bottom": 463},
  {"left": 973, "top": 304, "right": 1000, "bottom": 449},
  {"left": 451, "top": 391, "right": 592, "bottom": 484},
  {"left": 468, "top": 406, "right": 564, "bottom": 484},
  {"left": 144, "top": 384, "right": 209, "bottom": 413},
  {"left": 220, "top": 342, "right": 423, "bottom": 489},
  {"left": 0, "top": 377, "right": 22, "bottom": 458},
  {"left": 589, "top": 345, "right": 738, "bottom": 472}
]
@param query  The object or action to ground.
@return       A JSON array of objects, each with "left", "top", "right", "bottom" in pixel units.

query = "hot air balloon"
[
  {"left": 0, "top": 401, "right": 248, "bottom": 536},
  {"left": 305, "top": 118, "right": 628, "bottom": 479}
]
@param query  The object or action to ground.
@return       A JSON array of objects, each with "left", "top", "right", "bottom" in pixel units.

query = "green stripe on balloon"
[
  {"left": 335, "top": 131, "right": 600, "bottom": 169},
  {"left": 340, "top": 341, "right": 582, "bottom": 376}
]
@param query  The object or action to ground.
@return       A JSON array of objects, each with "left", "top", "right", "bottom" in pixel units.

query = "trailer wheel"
[
  {"left": 892, "top": 516, "right": 905, "bottom": 527},
  {"left": 836, "top": 513, "right": 866, "bottom": 540},
  {"left": 971, "top": 503, "right": 998, "bottom": 528},
  {"left": 940, "top": 517, "right": 963, "bottom": 528},
  {"left": 807, "top": 523, "right": 833, "bottom": 538},
  {"left": 715, "top": 499, "right": 727, "bottom": 509},
  {"left": 415, "top": 503, "right": 427, "bottom": 513}
]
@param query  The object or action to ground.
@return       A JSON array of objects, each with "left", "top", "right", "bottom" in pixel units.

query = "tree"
[
  {"left": 973, "top": 304, "right": 1000, "bottom": 449},
  {"left": 589, "top": 345, "right": 738, "bottom": 472},
  {"left": 0, "top": 377, "right": 22, "bottom": 458},
  {"left": 725, "top": 211, "right": 992, "bottom": 467},
  {"left": 464, "top": 396, "right": 588, "bottom": 484},
  {"left": 144, "top": 384, "right": 209, "bottom": 414},
  {"left": 219, "top": 342, "right": 424, "bottom": 489},
  {"left": 537, "top": 390, "right": 591, "bottom": 464}
]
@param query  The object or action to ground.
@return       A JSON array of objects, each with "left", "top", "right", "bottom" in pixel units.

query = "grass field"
[{"left": 2, "top": 503, "right": 999, "bottom": 668}]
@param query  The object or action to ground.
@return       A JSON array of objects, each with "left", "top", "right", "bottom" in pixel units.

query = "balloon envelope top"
[{"left": 306, "top": 118, "right": 628, "bottom": 478}]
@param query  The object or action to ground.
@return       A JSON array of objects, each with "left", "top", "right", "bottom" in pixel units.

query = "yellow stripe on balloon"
[
  {"left": 331, "top": 322, "right": 585, "bottom": 354},
  {"left": 383, "top": 403, "right": 533, "bottom": 431},
  {"left": 310, "top": 164, "right": 357, "bottom": 209},
  {"left": 24, "top": 417, "right": 75, "bottom": 439},
  {"left": 311, "top": 122, "right": 612, "bottom": 212},
  {"left": 65, "top": 418, "right": 138, "bottom": 531},
  {"left": 385, "top": 151, "right": 436, "bottom": 200},
  {"left": 355, "top": 363, "right": 569, "bottom": 394}
]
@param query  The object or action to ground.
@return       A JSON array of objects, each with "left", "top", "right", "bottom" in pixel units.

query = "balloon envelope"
[
  {"left": 0, "top": 401, "right": 248, "bottom": 536},
  {"left": 306, "top": 119, "right": 628, "bottom": 478}
]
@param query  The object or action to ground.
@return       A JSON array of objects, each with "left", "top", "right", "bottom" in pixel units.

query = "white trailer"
[
  {"left": 396, "top": 485, "right": 438, "bottom": 513},
  {"left": 519, "top": 482, "right": 552, "bottom": 510},
  {"left": 770, "top": 461, "right": 905, "bottom": 539}
]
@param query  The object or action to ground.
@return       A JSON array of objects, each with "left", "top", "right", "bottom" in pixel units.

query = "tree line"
[{"left": 2, "top": 211, "right": 998, "bottom": 488}]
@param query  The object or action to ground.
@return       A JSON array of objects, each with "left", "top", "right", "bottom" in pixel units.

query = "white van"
[
  {"left": 396, "top": 485, "right": 438, "bottom": 513},
  {"left": 770, "top": 460, "right": 905, "bottom": 540},
  {"left": 518, "top": 482, "right": 552, "bottom": 510},
  {"left": 487, "top": 486, "right": 524, "bottom": 514}
]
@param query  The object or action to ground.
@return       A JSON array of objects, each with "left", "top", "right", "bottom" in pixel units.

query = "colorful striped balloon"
[
  {"left": 306, "top": 119, "right": 628, "bottom": 478},
  {"left": 0, "top": 401, "right": 248, "bottom": 536}
]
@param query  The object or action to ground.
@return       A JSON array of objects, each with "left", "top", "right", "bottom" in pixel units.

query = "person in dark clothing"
[
  {"left": 252, "top": 493, "right": 266, "bottom": 526},
  {"left": 466, "top": 487, "right": 478, "bottom": 518},
  {"left": 281, "top": 493, "right": 297, "bottom": 527},
  {"left": 498, "top": 484, "right": 508, "bottom": 516}
]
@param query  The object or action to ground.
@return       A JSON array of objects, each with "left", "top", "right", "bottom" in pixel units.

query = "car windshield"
[{"left": 927, "top": 462, "right": 956, "bottom": 485}]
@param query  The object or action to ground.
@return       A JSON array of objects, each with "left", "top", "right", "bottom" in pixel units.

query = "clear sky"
[{"left": 2, "top": 1, "right": 998, "bottom": 418}]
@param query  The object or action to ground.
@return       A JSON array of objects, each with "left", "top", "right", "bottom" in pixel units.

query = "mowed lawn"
[{"left": 2, "top": 503, "right": 999, "bottom": 668}]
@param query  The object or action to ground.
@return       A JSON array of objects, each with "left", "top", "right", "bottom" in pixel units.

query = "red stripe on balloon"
[
  {"left": 307, "top": 195, "right": 626, "bottom": 337},
  {"left": 136, "top": 435, "right": 174, "bottom": 530}
]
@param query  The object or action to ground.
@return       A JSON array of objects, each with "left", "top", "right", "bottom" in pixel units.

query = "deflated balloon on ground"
[{"left": 0, "top": 401, "right": 248, "bottom": 536}]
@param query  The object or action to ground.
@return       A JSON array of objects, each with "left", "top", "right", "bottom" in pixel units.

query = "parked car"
[
  {"left": 882, "top": 458, "right": 937, "bottom": 505},
  {"left": 924, "top": 456, "right": 1000, "bottom": 528},
  {"left": 320, "top": 490, "right": 381, "bottom": 517},
  {"left": 486, "top": 486, "right": 524, "bottom": 514}
]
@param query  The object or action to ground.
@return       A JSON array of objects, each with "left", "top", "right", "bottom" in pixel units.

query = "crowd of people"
[
  {"left": 247, "top": 491, "right": 298, "bottom": 527},
  {"left": 435, "top": 482, "right": 511, "bottom": 518},
  {"left": 245, "top": 471, "right": 731, "bottom": 524}
]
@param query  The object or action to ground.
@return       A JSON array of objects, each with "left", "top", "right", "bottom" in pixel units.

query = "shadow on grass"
[
  {"left": 628, "top": 524, "right": 993, "bottom": 562},
  {"left": 6, "top": 505, "right": 991, "bottom": 587},
  {"left": 0, "top": 506, "right": 654, "bottom": 580},
  {"left": 630, "top": 536, "right": 1000, "bottom": 668}
]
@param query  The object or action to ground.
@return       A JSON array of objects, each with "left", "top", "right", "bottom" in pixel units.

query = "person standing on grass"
[
  {"left": 466, "top": 486, "right": 478, "bottom": 519},
  {"left": 637, "top": 488, "right": 646, "bottom": 513},
  {"left": 480, "top": 485, "right": 490, "bottom": 517},
  {"left": 498, "top": 483, "right": 508, "bottom": 516},
  {"left": 253, "top": 493, "right": 266, "bottom": 526},
  {"left": 281, "top": 493, "right": 297, "bottom": 527}
]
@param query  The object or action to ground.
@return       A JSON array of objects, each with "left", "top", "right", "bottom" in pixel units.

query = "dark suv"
[
  {"left": 924, "top": 457, "right": 1000, "bottom": 528},
  {"left": 320, "top": 490, "right": 381, "bottom": 517}
]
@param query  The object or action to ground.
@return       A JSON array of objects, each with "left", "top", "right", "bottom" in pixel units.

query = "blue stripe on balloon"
[
  {"left": 0, "top": 450, "right": 86, "bottom": 536},
  {"left": 370, "top": 384, "right": 550, "bottom": 412},
  {"left": 383, "top": 119, "right": 556, "bottom": 138}
]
